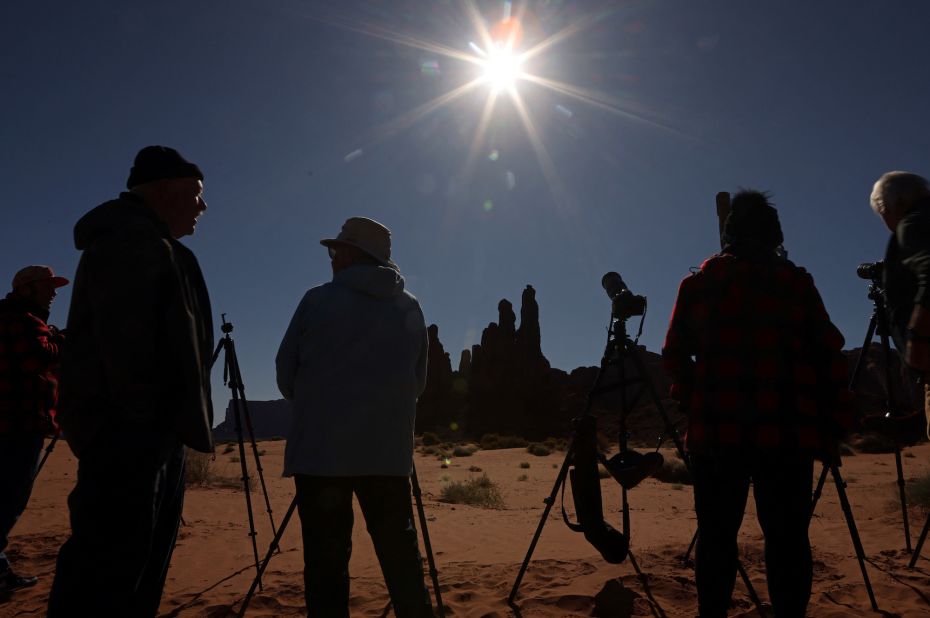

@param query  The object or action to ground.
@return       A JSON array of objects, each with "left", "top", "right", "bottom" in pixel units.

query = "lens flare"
[{"left": 481, "top": 45, "right": 524, "bottom": 91}]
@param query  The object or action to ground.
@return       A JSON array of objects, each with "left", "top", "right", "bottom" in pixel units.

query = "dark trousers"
[
  {"left": 0, "top": 432, "right": 45, "bottom": 573},
  {"left": 48, "top": 429, "right": 186, "bottom": 617},
  {"left": 294, "top": 475, "right": 435, "bottom": 618},
  {"left": 692, "top": 454, "right": 814, "bottom": 618}
]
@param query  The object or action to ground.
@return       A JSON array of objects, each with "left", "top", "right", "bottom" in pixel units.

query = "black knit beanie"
[
  {"left": 126, "top": 145, "right": 203, "bottom": 189},
  {"left": 722, "top": 190, "right": 784, "bottom": 252}
]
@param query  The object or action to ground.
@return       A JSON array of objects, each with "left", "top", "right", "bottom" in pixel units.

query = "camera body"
[
  {"left": 601, "top": 272, "right": 646, "bottom": 320},
  {"left": 857, "top": 261, "right": 884, "bottom": 282}
]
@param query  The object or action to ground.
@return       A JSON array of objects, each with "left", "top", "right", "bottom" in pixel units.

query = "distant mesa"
[
  {"left": 213, "top": 399, "right": 290, "bottom": 442},
  {"left": 213, "top": 288, "right": 924, "bottom": 445}
]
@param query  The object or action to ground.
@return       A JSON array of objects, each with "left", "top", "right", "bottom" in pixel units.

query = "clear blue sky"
[{"left": 3, "top": 1, "right": 929, "bottom": 418}]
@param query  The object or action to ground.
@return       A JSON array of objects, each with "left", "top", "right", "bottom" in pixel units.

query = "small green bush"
[
  {"left": 526, "top": 443, "right": 551, "bottom": 457},
  {"left": 517, "top": 474, "right": 529, "bottom": 482},
  {"left": 230, "top": 456, "right": 240, "bottom": 463},
  {"left": 422, "top": 432, "right": 440, "bottom": 446},
  {"left": 468, "top": 465, "right": 483, "bottom": 472},
  {"left": 480, "top": 433, "right": 528, "bottom": 450},
  {"left": 439, "top": 474, "right": 505, "bottom": 508},
  {"left": 543, "top": 437, "right": 568, "bottom": 451},
  {"left": 519, "top": 462, "right": 530, "bottom": 469},
  {"left": 222, "top": 444, "right": 235, "bottom": 455},
  {"left": 452, "top": 445, "right": 474, "bottom": 457},
  {"left": 654, "top": 458, "right": 692, "bottom": 485}
]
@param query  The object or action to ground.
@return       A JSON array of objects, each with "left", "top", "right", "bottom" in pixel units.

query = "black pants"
[
  {"left": 692, "top": 454, "right": 814, "bottom": 618},
  {"left": 294, "top": 475, "right": 434, "bottom": 618},
  {"left": 0, "top": 432, "right": 44, "bottom": 573},
  {"left": 48, "top": 429, "right": 186, "bottom": 617}
]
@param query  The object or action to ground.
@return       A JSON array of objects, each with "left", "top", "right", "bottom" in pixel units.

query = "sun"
[{"left": 481, "top": 45, "right": 524, "bottom": 91}]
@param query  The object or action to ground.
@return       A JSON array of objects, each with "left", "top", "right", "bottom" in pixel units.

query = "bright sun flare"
[{"left": 482, "top": 46, "right": 523, "bottom": 91}]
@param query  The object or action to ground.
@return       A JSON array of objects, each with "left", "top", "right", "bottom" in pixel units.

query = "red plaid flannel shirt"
[
  {"left": 0, "top": 296, "right": 63, "bottom": 436},
  {"left": 662, "top": 253, "right": 853, "bottom": 460}
]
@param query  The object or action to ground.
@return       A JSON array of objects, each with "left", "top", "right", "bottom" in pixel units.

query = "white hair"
[{"left": 870, "top": 171, "right": 930, "bottom": 217}]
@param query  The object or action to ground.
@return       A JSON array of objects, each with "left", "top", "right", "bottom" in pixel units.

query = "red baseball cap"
[{"left": 12, "top": 265, "right": 70, "bottom": 290}]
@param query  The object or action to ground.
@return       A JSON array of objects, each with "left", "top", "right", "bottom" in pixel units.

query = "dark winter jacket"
[
  {"left": 59, "top": 192, "right": 214, "bottom": 456},
  {"left": 883, "top": 198, "right": 930, "bottom": 353},
  {"left": 0, "top": 294, "right": 64, "bottom": 435}
]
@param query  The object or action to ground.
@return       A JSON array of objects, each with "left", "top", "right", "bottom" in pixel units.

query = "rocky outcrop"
[{"left": 415, "top": 324, "right": 461, "bottom": 433}]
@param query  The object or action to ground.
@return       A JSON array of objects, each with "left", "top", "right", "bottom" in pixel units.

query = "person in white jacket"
[{"left": 276, "top": 216, "right": 432, "bottom": 618}]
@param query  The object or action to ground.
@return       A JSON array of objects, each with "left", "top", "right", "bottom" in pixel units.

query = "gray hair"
[{"left": 870, "top": 171, "right": 930, "bottom": 217}]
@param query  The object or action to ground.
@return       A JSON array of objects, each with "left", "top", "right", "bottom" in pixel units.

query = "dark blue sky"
[{"left": 3, "top": 1, "right": 929, "bottom": 415}]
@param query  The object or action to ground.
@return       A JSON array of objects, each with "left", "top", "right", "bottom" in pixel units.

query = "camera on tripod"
[
  {"left": 857, "top": 261, "right": 884, "bottom": 282},
  {"left": 601, "top": 272, "right": 646, "bottom": 320}
]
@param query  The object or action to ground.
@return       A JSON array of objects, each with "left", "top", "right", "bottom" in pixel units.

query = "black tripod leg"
[
  {"left": 830, "top": 464, "right": 879, "bottom": 611},
  {"left": 509, "top": 444, "right": 573, "bottom": 604},
  {"left": 909, "top": 511, "right": 930, "bottom": 568},
  {"left": 231, "top": 380, "right": 263, "bottom": 590},
  {"left": 32, "top": 435, "right": 59, "bottom": 483},
  {"left": 228, "top": 342, "right": 279, "bottom": 539},
  {"left": 410, "top": 467, "right": 445, "bottom": 618},
  {"left": 810, "top": 463, "right": 829, "bottom": 515},
  {"left": 238, "top": 496, "right": 299, "bottom": 618}
]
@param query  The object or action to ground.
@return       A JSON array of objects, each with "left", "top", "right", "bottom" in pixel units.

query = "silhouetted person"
[
  {"left": 48, "top": 146, "right": 214, "bottom": 617},
  {"left": 869, "top": 172, "right": 930, "bottom": 435},
  {"left": 0, "top": 266, "right": 68, "bottom": 593},
  {"left": 276, "top": 217, "right": 433, "bottom": 617},
  {"left": 662, "top": 191, "right": 852, "bottom": 618}
]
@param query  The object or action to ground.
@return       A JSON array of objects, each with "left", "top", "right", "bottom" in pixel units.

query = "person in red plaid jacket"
[
  {"left": 0, "top": 265, "right": 68, "bottom": 594},
  {"left": 662, "top": 191, "right": 852, "bottom": 618}
]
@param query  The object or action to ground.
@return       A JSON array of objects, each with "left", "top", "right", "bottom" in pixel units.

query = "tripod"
[
  {"left": 236, "top": 466, "right": 445, "bottom": 618},
  {"left": 212, "top": 315, "right": 279, "bottom": 590},
  {"left": 509, "top": 311, "right": 763, "bottom": 613},
  {"left": 32, "top": 434, "right": 59, "bottom": 482}
]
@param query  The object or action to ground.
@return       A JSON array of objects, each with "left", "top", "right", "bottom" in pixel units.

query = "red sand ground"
[{"left": 4, "top": 440, "right": 930, "bottom": 617}]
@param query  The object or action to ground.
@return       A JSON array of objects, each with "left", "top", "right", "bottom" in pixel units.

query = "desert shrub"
[
  {"left": 452, "top": 445, "right": 474, "bottom": 457},
  {"left": 517, "top": 474, "right": 529, "bottom": 482},
  {"left": 543, "top": 437, "right": 568, "bottom": 451},
  {"left": 421, "top": 432, "right": 440, "bottom": 446},
  {"left": 440, "top": 462, "right": 449, "bottom": 469},
  {"left": 185, "top": 451, "right": 213, "bottom": 486},
  {"left": 654, "top": 458, "right": 692, "bottom": 485},
  {"left": 480, "top": 433, "right": 527, "bottom": 450},
  {"left": 230, "top": 456, "right": 240, "bottom": 463},
  {"left": 519, "top": 462, "right": 530, "bottom": 469},
  {"left": 439, "top": 475, "right": 504, "bottom": 508},
  {"left": 468, "top": 465, "right": 483, "bottom": 472},
  {"left": 905, "top": 451, "right": 916, "bottom": 459},
  {"left": 526, "top": 443, "right": 551, "bottom": 457},
  {"left": 222, "top": 443, "right": 235, "bottom": 455},
  {"left": 421, "top": 445, "right": 440, "bottom": 456},
  {"left": 849, "top": 432, "right": 897, "bottom": 454},
  {"left": 185, "top": 450, "right": 254, "bottom": 490},
  {"left": 269, "top": 436, "right": 285, "bottom": 442}
]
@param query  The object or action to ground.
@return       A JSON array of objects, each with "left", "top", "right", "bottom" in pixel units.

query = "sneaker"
[{"left": 0, "top": 571, "right": 38, "bottom": 593}]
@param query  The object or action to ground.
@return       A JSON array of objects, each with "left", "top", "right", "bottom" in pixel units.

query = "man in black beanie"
[
  {"left": 662, "top": 191, "right": 853, "bottom": 618},
  {"left": 48, "top": 146, "right": 214, "bottom": 616}
]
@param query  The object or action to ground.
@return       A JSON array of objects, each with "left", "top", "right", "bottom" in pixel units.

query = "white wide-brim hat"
[{"left": 321, "top": 216, "right": 398, "bottom": 270}]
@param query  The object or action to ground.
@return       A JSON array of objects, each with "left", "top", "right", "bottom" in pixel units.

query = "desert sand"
[{"left": 4, "top": 439, "right": 930, "bottom": 617}]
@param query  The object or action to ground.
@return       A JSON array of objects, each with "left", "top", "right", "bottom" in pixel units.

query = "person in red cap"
[
  {"left": 0, "top": 265, "right": 68, "bottom": 593},
  {"left": 48, "top": 146, "right": 214, "bottom": 617}
]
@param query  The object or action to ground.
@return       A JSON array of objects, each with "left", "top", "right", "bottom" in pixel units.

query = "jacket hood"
[
  {"left": 334, "top": 264, "right": 405, "bottom": 299},
  {"left": 74, "top": 192, "right": 168, "bottom": 251}
]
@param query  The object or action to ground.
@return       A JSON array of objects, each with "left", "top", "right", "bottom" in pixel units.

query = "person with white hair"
[{"left": 869, "top": 171, "right": 930, "bottom": 432}]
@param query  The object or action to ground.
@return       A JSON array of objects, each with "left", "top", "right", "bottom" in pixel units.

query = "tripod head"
[{"left": 221, "top": 313, "right": 234, "bottom": 335}]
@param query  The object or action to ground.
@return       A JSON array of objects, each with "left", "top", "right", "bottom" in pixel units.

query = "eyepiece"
[{"left": 857, "top": 261, "right": 884, "bottom": 281}]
